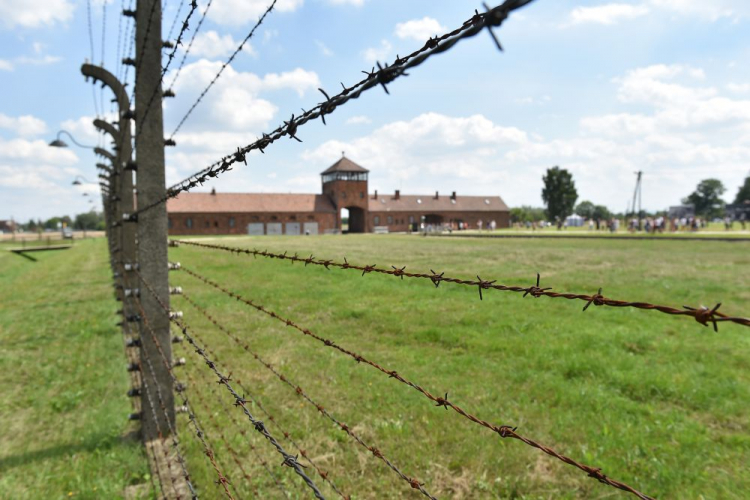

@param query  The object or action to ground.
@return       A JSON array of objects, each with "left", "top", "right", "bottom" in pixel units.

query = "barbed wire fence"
[{"left": 84, "top": 0, "right": 750, "bottom": 498}]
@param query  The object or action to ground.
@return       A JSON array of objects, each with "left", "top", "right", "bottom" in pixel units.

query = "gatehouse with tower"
[{"left": 167, "top": 155, "right": 510, "bottom": 235}]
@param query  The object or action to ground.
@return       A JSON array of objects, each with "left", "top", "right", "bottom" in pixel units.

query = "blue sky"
[{"left": 1, "top": 0, "right": 750, "bottom": 222}]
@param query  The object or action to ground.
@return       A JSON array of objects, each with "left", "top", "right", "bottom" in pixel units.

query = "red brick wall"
[
  {"left": 167, "top": 212, "right": 336, "bottom": 235},
  {"left": 368, "top": 210, "right": 510, "bottom": 232},
  {"left": 322, "top": 180, "right": 368, "bottom": 231}
]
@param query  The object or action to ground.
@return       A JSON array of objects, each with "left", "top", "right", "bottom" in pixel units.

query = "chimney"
[
  {"left": 451, "top": 191, "right": 456, "bottom": 200},
  {"left": 395, "top": 190, "right": 400, "bottom": 200},
  {"left": 373, "top": 189, "right": 378, "bottom": 199},
  {"left": 210, "top": 187, "right": 216, "bottom": 196},
  {"left": 434, "top": 191, "right": 439, "bottom": 200}
]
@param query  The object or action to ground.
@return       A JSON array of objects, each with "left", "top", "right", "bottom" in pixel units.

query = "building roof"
[
  {"left": 320, "top": 156, "right": 369, "bottom": 175},
  {"left": 167, "top": 192, "right": 336, "bottom": 214},
  {"left": 368, "top": 194, "right": 509, "bottom": 213}
]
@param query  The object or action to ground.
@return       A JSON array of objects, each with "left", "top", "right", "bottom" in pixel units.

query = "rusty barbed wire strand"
[
  {"left": 171, "top": 239, "right": 750, "bottom": 331},
  {"left": 86, "top": 0, "right": 100, "bottom": 118},
  {"left": 206, "top": 378, "right": 294, "bottom": 500},
  {"left": 178, "top": 375, "right": 242, "bottom": 500},
  {"left": 133, "top": 296, "right": 200, "bottom": 499},
  {"left": 184, "top": 397, "right": 236, "bottom": 499},
  {"left": 168, "top": 0, "right": 277, "bottom": 139},
  {"left": 177, "top": 290, "right": 436, "bottom": 500},
  {"left": 119, "top": 0, "right": 135, "bottom": 83},
  {"left": 140, "top": 358, "right": 184, "bottom": 499},
  {"left": 166, "top": 0, "right": 188, "bottom": 44},
  {"left": 118, "top": 0, "right": 532, "bottom": 224},
  {"left": 136, "top": 0, "right": 202, "bottom": 135},
  {"left": 136, "top": 271, "right": 327, "bottom": 499},
  {"left": 177, "top": 297, "right": 350, "bottom": 500},
  {"left": 119, "top": 312, "right": 170, "bottom": 499},
  {"left": 176, "top": 264, "right": 655, "bottom": 500},
  {"left": 166, "top": 0, "right": 214, "bottom": 92},
  {"left": 180, "top": 361, "right": 289, "bottom": 499}
]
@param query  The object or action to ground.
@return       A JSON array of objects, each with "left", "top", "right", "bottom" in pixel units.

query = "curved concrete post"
[{"left": 82, "top": 64, "right": 139, "bottom": 400}]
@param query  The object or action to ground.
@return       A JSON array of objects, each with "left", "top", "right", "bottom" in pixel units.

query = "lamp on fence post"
[{"left": 49, "top": 130, "right": 96, "bottom": 149}]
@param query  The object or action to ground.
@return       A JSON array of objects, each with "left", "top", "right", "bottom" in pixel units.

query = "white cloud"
[
  {"left": 0, "top": 0, "right": 74, "bottom": 28},
  {"left": 394, "top": 17, "right": 447, "bottom": 41},
  {"left": 346, "top": 115, "right": 372, "bottom": 125},
  {"left": 0, "top": 113, "right": 48, "bottom": 137},
  {"left": 568, "top": 3, "right": 650, "bottom": 26},
  {"left": 315, "top": 40, "right": 334, "bottom": 57},
  {"left": 189, "top": 31, "right": 254, "bottom": 59},
  {"left": 0, "top": 59, "right": 12, "bottom": 71},
  {"left": 14, "top": 55, "right": 62, "bottom": 65},
  {"left": 300, "top": 62, "right": 750, "bottom": 212},
  {"left": 208, "top": 0, "right": 302, "bottom": 27},
  {"left": 649, "top": 0, "right": 739, "bottom": 21},
  {"left": 727, "top": 83, "right": 750, "bottom": 93},
  {"left": 362, "top": 39, "right": 392, "bottom": 64},
  {"left": 261, "top": 68, "right": 321, "bottom": 97},
  {"left": 327, "top": 0, "right": 365, "bottom": 5}
]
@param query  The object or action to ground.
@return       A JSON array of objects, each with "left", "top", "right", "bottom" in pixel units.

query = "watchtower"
[{"left": 321, "top": 154, "right": 369, "bottom": 233}]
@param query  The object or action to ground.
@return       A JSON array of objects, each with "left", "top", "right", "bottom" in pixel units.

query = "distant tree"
[
  {"left": 75, "top": 211, "right": 102, "bottom": 230},
  {"left": 683, "top": 179, "right": 726, "bottom": 218},
  {"left": 542, "top": 166, "right": 578, "bottom": 227},
  {"left": 575, "top": 201, "right": 595, "bottom": 219},
  {"left": 44, "top": 217, "right": 62, "bottom": 230},
  {"left": 26, "top": 218, "right": 37, "bottom": 231},
  {"left": 510, "top": 206, "right": 546, "bottom": 224},
  {"left": 593, "top": 205, "right": 611, "bottom": 221},
  {"left": 735, "top": 175, "right": 750, "bottom": 204}
]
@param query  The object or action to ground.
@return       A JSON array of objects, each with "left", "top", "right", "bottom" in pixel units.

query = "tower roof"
[{"left": 320, "top": 156, "right": 369, "bottom": 175}]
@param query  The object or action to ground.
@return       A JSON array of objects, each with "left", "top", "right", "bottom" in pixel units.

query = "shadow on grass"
[{"left": 0, "top": 429, "right": 140, "bottom": 473}]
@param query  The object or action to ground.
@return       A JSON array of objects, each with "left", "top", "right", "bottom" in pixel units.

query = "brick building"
[{"left": 167, "top": 156, "right": 510, "bottom": 235}]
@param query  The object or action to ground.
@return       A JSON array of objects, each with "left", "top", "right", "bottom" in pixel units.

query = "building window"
[
  {"left": 360, "top": 192, "right": 364, "bottom": 199},
  {"left": 214, "top": 221, "right": 218, "bottom": 228},
  {"left": 186, "top": 218, "right": 193, "bottom": 228},
  {"left": 307, "top": 215, "right": 315, "bottom": 221},
  {"left": 252, "top": 215, "right": 259, "bottom": 221},
  {"left": 205, "top": 220, "right": 210, "bottom": 228},
  {"left": 229, "top": 217, "right": 235, "bottom": 228},
  {"left": 374, "top": 216, "right": 380, "bottom": 225},
  {"left": 168, "top": 218, "right": 173, "bottom": 229},
  {"left": 290, "top": 215, "right": 297, "bottom": 221},
  {"left": 408, "top": 215, "right": 414, "bottom": 224},
  {"left": 341, "top": 192, "right": 347, "bottom": 199},
  {"left": 387, "top": 216, "right": 393, "bottom": 225},
  {"left": 270, "top": 215, "right": 278, "bottom": 221}
]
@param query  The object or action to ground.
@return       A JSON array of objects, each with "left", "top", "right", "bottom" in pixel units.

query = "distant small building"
[
  {"left": 668, "top": 205, "right": 695, "bottom": 219},
  {"left": 0, "top": 220, "right": 17, "bottom": 234},
  {"left": 726, "top": 201, "right": 750, "bottom": 221},
  {"left": 167, "top": 156, "right": 510, "bottom": 235}
]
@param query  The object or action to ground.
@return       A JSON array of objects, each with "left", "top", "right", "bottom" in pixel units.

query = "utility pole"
[
  {"left": 135, "top": 0, "right": 174, "bottom": 441},
  {"left": 631, "top": 171, "right": 643, "bottom": 231}
]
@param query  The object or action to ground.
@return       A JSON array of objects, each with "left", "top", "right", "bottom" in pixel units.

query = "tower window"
[{"left": 374, "top": 216, "right": 380, "bottom": 225}]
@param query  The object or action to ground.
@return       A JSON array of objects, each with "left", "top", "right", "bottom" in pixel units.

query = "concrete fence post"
[{"left": 135, "top": 0, "right": 174, "bottom": 440}]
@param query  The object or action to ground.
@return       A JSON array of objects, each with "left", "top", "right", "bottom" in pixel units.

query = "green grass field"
[{"left": 2, "top": 235, "right": 749, "bottom": 499}]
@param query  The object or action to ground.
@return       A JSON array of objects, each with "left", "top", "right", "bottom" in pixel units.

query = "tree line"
[
  {"left": 19, "top": 210, "right": 106, "bottom": 232},
  {"left": 510, "top": 168, "right": 750, "bottom": 224}
]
